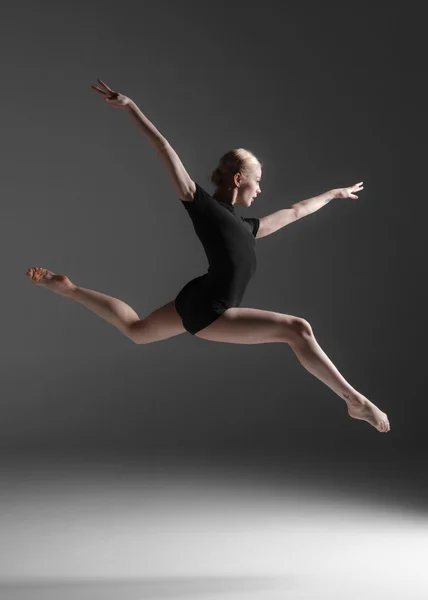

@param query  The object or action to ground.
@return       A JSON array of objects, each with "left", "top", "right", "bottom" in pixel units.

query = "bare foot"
[
  {"left": 346, "top": 394, "right": 390, "bottom": 433},
  {"left": 26, "top": 267, "right": 76, "bottom": 297}
]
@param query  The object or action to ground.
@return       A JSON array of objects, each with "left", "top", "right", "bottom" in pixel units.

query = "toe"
[
  {"left": 27, "top": 267, "right": 48, "bottom": 283},
  {"left": 26, "top": 268, "right": 36, "bottom": 280}
]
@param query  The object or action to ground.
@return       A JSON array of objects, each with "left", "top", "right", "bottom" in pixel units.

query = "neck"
[{"left": 212, "top": 187, "right": 238, "bottom": 205}]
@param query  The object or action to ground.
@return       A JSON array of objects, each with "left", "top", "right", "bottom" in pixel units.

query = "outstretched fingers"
[
  {"left": 352, "top": 181, "right": 364, "bottom": 192},
  {"left": 91, "top": 78, "right": 116, "bottom": 97},
  {"left": 347, "top": 181, "right": 364, "bottom": 199},
  {"left": 97, "top": 78, "right": 114, "bottom": 92},
  {"left": 91, "top": 85, "right": 106, "bottom": 95}
]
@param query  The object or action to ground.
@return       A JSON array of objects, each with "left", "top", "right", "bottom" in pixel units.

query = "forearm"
[
  {"left": 292, "top": 190, "right": 337, "bottom": 219},
  {"left": 125, "top": 100, "right": 168, "bottom": 151}
]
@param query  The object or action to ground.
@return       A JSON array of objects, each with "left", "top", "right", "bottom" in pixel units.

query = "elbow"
[
  {"left": 155, "top": 139, "right": 170, "bottom": 153},
  {"left": 292, "top": 204, "right": 304, "bottom": 221}
]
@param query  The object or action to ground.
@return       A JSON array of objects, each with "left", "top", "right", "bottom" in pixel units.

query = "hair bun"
[{"left": 210, "top": 149, "right": 262, "bottom": 188}]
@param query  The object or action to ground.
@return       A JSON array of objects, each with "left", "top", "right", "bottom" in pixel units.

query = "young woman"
[{"left": 27, "top": 79, "right": 390, "bottom": 434}]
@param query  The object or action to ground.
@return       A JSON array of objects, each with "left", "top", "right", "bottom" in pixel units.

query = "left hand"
[
  {"left": 333, "top": 182, "right": 364, "bottom": 200},
  {"left": 91, "top": 78, "right": 132, "bottom": 109}
]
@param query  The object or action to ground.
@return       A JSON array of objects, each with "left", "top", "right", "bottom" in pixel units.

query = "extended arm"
[
  {"left": 91, "top": 79, "right": 195, "bottom": 200},
  {"left": 256, "top": 182, "right": 363, "bottom": 239}
]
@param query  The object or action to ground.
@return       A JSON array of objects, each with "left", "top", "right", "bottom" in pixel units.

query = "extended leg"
[{"left": 26, "top": 267, "right": 186, "bottom": 343}]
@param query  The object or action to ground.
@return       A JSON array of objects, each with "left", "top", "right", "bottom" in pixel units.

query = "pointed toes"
[{"left": 26, "top": 267, "right": 48, "bottom": 283}]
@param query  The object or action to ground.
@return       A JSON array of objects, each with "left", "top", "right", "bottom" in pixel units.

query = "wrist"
[{"left": 126, "top": 99, "right": 137, "bottom": 112}]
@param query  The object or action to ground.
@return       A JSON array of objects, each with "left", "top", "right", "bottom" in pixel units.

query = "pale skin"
[{"left": 26, "top": 79, "right": 390, "bottom": 434}]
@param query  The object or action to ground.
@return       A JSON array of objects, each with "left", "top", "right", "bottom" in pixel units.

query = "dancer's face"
[{"left": 236, "top": 165, "right": 262, "bottom": 207}]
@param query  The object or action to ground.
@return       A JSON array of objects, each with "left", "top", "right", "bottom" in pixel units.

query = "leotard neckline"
[{"left": 214, "top": 198, "right": 236, "bottom": 215}]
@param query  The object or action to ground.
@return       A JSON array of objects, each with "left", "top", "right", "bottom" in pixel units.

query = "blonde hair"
[{"left": 210, "top": 148, "right": 262, "bottom": 188}]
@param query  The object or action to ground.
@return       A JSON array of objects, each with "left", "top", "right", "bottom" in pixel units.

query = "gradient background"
[{"left": 1, "top": 1, "right": 425, "bottom": 598}]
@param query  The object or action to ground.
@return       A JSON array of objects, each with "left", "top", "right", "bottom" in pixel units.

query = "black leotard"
[{"left": 174, "top": 182, "right": 260, "bottom": 335}]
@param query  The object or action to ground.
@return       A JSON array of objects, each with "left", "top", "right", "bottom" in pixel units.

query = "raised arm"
[
  {"left": 91, "top": 79, "right": 196, "bottom": 201},
  {"left": 256, "top": 182, "right": 363, "bottom": 239}
]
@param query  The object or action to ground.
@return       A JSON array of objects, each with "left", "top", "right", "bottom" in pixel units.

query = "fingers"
[
  {"left": 347, "top": 182, "right": 363, "bottom": 199},
  {"left": 91, "top": 85, "right": 106, "bottom": 95},
  {"left": 345, "top": 182, "right": 363, "bottom": 198},
  {"left": 91, "top": 79, "right": 116, "bottom": 98},
  {"left": 97, "top": 78, "right": 114, "bottom": 93}
]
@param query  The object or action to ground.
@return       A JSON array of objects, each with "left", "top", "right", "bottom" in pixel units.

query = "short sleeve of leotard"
[
  {"left": 180, "top": 182, "right": 207, "bottom": 209},
  {"left": 181, "top": 184, "right": 260, "bottom": 237},
  {"left": 241, "top": 217, "right": 260, "bottom": 237}
]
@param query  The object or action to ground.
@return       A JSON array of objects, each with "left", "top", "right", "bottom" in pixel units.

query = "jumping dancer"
[{"left": 27, "top": 79, "right": 390, "bottom": 433}]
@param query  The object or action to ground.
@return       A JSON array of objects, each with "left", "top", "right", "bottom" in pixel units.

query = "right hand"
[
  {"left": 333, "top": 182, "right": 364, "bottom": 200},
  {"left": 91, "top": 79, "right": 132, "bottom": 109}
]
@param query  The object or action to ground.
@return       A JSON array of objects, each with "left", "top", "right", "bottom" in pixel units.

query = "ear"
[{"left": 233, "top": 172, "right": 242, "bottom": 187}]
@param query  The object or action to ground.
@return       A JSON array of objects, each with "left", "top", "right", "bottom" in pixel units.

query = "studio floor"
[{"left": 1, "top": 454, "right": 427, "bottom": 600}]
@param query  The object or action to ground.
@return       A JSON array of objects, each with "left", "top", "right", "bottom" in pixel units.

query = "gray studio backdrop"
[{"left": 1, "top": 2, "right": 421, "bottom": 469}]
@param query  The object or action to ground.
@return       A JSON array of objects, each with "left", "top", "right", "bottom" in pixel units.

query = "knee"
[
  {"left": 288, "top": 317, "right": 313, "bottom": 343},
  {"left": 126, "top": 320, "right": 148, "bottom": 344},
  {"left": 125, "top": 330, "right": 142, "bottom": 344}
]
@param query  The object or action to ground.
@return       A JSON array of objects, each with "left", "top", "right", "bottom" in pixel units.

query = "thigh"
[
  {"left": 130, "top": 300, "right": 186, "bottom": 344},
  {"left": 195, "top": 306, "right": 305, "bottom": 344}
]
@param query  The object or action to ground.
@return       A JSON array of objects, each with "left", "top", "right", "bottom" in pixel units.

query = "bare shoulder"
[{"left": 180, "top": 180, "right": 197, "bottom": 202}]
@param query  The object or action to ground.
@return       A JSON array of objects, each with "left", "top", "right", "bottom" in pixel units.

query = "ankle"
[
  {"left": 64, "top": 284, "right": 78, "bottom": 298},
  {"left": 342, "top": 391, "right": 361, "bottom": 405},
  {"left": 342, "top": 390, "right": 361, "bottom": 404}
]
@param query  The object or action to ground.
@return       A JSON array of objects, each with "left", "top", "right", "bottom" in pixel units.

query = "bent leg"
[
  {"left": 195, "top": 306, "right": 390, "bottom": 432},
  {"left": 196, "top": 306, "right": 358, "bottom": 398},
  {"left": 195, "top": 306, "right": 301, "bottom": 344}
]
